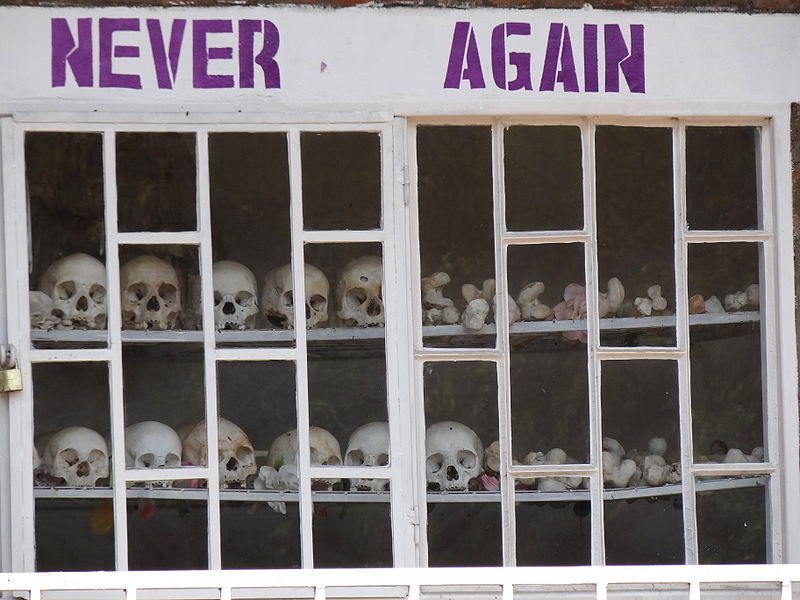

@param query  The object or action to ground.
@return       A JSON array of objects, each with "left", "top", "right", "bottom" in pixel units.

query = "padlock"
[{"left": 0, "top": 367, "right": 22, "bottom": 392}]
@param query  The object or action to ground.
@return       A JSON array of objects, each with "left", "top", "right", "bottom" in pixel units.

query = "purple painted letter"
[
  {"left": 443, "top": 22, "right": 485, "bottom": 89},
  {"left": 583, "top": 24, "right": 598, "bottom": 93},
  {"left": 52, "top": 18, "right": 93, "bottom": 87},
  {"left": 604, "top": 24, "right": 645, "bottom": 93},
  {"left": 147, "top": 19, "right": 186, "bottom": 90},
  {"left": 239, "top": 20, "right": 280, "bottom": 89},
  {"left": 491, "top": 23, "right": 532, "bottom": 91},
  {"left": 99, "top": 18, "right": 141, "bottom": 89},
  {"left": 193, "top": 20, "right": 235, "bottom": 89},
  {"left": 539, "top": 23, "right": 579, "bottom": 92}
]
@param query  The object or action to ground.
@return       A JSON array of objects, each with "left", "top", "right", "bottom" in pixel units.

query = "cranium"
[
  {"left": 337, "top": 255, "right": 384, "bottom": 327},
  {"left": 345, "top": 421, "right": 390, "bottom": 492},
  {"left": 125, "top": 421, "right": 182, "bottom": 487},
  {"left": 213, "top": 260, "right": 258, "bottom": 331},
  {"left": 262, "top": 263, "right": 330, "bottom": 329},
  {"left": 425, "top": 421, "right": 483, "bottom": 492},
  {"left": 266, "top": 426, "right": 342, "bottom": 490},
  {"left": 120, "top": 255, "right": 182, "bottom": 330},
  {"left": 38, "top": 253, "right": 107, "bottom": 330},
  {"left": 181, "top": 418, "right": 257, "bottom": 488},
  {"left": 43, "top": 426, "right": 109, "bottom": 487}
]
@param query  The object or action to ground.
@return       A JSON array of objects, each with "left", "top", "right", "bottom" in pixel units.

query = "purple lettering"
[
  {"left": 99, "top": 18, "right": 141, "bottom": 89},
  {"left": 193, "top": 20, "right": 235, "bottom": 89},
  {"left": 443, "top": 22, "right": 485, "bottom": 89},
  {"left": 491, "top": 23, "right": 532, "bottom": 91},
  {"left": 147, "top": 19, "right": 186, "bottom": 90},
  {"left": 239, "top": 20, "right": 281, "bottom": 89},
  {"left": 539, "top": 23, "right": 579, "bottom": 92},
  {"left": 583, "top": 24, "right": 598, "bottom": 93},
  {"left": 51, "top": 18, "right": 93, "bottom": 88},
  {"left": 604, "top": 24, "right": 645, "bottom": 93}
]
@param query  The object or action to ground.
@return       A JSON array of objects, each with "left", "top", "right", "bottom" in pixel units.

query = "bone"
[
  {"left": 634, "top": 297, "right": 653, "bottom": 316},
  {"left": 461, "top": 298, "right": 490, "bottom": 332},
  {"left": 688, "top": 294, "right": 706, "bottom": 314},
  {"left": 29, "top": 291, "right": 60, "bottom": 331},
  {"left": 517, "top": 282, "right": 553, "bottom": 321},
  {"left": 704, "top": 295, "right": 725, "bottom": 313},
  {"left": 745, "top": 284, "right": 760, "bottom": 308},
  {"left": 724, "top": 291, "right": 747, "bottom": 312},
  {"left": 598, "top": 277, "right": 625, "bottom": 318},
  {"left": 421, "top": 272, "right": 455, "bottom": 309},
  {"left": 648, "top": 285, "right": 668, "bottom": 312}
]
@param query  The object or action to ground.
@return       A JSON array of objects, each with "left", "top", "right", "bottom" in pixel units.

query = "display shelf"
[
  {"left": 33, "top": 475, "right": 766, "bottom": 503},
  {"left": 29, "top": 311, "right": 760, "bottom": 348}
]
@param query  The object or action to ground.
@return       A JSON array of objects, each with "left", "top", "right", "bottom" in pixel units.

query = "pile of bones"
[{"left": 29, "top": 254, "right": 759, "bottom": 334}]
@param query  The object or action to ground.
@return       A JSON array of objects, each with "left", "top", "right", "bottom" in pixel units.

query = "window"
[{"left": 8, "top": 115, "right": 785, "bottom": 571}]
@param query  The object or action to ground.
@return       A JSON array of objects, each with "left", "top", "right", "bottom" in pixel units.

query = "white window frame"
[{"left": 1, "top": 102, "right": 797, "bottom": 572}]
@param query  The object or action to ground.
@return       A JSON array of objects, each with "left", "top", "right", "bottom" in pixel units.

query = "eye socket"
[
  {"left": 309, "top": 295, "right": 327, "bottom": 311},
  {"left": 56, "top": 281, "right": 76, "bottom": 300},
  {"left": 165, "top": 454, "right": 180, "bottom": 468},
  {"left": 236, "top": 291, "right": 255, "bottom": 307},
  {"left": 236, "top": 446, "right": 254, "bottom": 465},
  {"left": 281, "top": 290, "right": 294, "bottom": 308},
  {"left": 214, "top": 291, "right": 223, "bottom": 305},
  {"left": 139, "top": 453, "right": 155, "bottom": 468},
  {"left": 346, "top": 450, "right": 365, "bottom": 466},
  {"left": 377, "top": 453, "right": 389, "bottom": 466},
  {"left": 457, "top": 450, "right": 476, "bottom": 469},
  {"left": 159, "top": 283, "right": 178, "bottom": 303},
  {"left": 59, "top": 448, "right": 79, "bottom": 467},
  {"left": 90, "top": 284, "right": 106, "bottom": 302},
  {"left": 427, "top": 453, "right": 443, "bottom": 473},
  {"left": 127, "top": 282, "right": 149, "bottom": 302}
]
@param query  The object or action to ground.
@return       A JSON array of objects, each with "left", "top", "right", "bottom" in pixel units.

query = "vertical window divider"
[
  {"left": 675, "top": 121, "right": 698, "bottom": 564},
  {"left": 196, "top": 129, "right": 222, "bottom": 569},
  {"left": 102, "top": 128, "right": 129, "bottom": 571},
  {"left": 584, "top": 118, "right": 605, "bottom": 566},
  {"left": 289, "top": 128, "right": 314, "bottom": 568},
  {"left": 493, "top": 121, "right": 516, "bottom": 567}
]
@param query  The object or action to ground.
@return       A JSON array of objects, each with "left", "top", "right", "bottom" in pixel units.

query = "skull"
[
  {"left": 29, "top": 291, "right": 60, "bottom": 331},
  {"left": 181, "top": 418, "right": 257, "bottom": 488},
  {"left": 125, "top": 421, "right": 182, "bottom": 487},
  {"left": 261, "top": 263, "right": 330, "bottom": 329},
  {"left": 213, "top": 260, "right": 258, "bottom": 331},
  {"left": 425, "top": 421, "right": 483, "bottom": 492},
  {"left": 337, "top": 255, "right": 384, "bottom": 327},
  {"left": 345, "top": 421, "right": 390, "bottom": 492},
  {"left": 266, "top": 426, "right": 342, "bottom": 490},
  {"left": 38, "top": 253, "right": 107, "bottom": 330},
  {"left": 43, "top": 426, "right": 109, "bottom": 487},
  {"left": 120, "top": 255, "right": 182, "bottom": 330}
]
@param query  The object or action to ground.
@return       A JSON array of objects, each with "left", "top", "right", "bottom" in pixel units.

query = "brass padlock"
[{"left": 0, "top": 367, "right": 22, "bottom": 392}]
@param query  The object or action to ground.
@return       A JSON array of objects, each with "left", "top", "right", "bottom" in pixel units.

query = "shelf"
[
  {"left": 29, "top": 312, "right": 760, "bottom": 349},
  {"left": 33, "top": 475, "right": 766, "bottom": 503}
]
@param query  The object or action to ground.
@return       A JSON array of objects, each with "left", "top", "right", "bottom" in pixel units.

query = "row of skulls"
[
  {"left": 32, "top": 418, "right": 487, "bottom": 494},
  {"left": 30, "top": 253, "right": 386, "bottom": 332}
]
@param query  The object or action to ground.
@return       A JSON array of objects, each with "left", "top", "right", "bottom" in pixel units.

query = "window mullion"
[
  {"left": 584, "top": 118, "right": 606, "bottom": 566},
  {"left": 102, "top": 129, "right": 129, "bottom": 571},
  {"left": 289, "top": 128, "right": 314, "bottom": 569},
  {"left": 675, "top": 122, "right": 699, "bottom": 565},
  {"left": 196, "top": 129, "right": 222, "bottom": 569}
]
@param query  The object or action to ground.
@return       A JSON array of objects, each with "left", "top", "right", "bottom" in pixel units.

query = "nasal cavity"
[
  {"left": 76, "top": 296, "right": 88, "bottom": 311},
  {"left": 223, "top": 301, "right": 236, "bottom": 315},
  {"left": 226, "top": 457, "right": 239, "bottom": 471},
  {"left": 446, "top": 465, "right": 459, "bottom": 481},
  {"left": 147, "top": 296, "right": 160, "bottom": 312},
  {"left": 77, "top": 461, "right": 91, "bottom": 478}
]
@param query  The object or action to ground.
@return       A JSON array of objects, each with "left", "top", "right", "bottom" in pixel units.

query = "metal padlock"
[{"left": 0, "top": 367, "right": 22, "bottom": 392}]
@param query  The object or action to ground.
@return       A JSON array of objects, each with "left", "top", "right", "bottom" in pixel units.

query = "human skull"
[
  {"left": 120, "top": 255, "right": 182, "bottom": 330},
  {"left": 425, "top": 421, "right": 483, "bottom": 492},
  {"left": 43, "top": 426, "right": 109, "bottom": 487},
  {"left": 266, "top": 426, "right": 342, "bottom": 490},
  {"left": 337, "top": 255, "right": 384, "bottom": 327},
  {"left": 181, "top": 418, "right": 256, "bottom": 488},
  {"left": 262, "top": 263, "right": 330, "bottom": 329},
  {"left": 345, "top": 421, "right": 390, "bottom": 492},
  {"left": 213, "top": 260, "right": 258, "bottom": 331},
  {"left": 125, "top": 421, "right": 182, "bottom": 487},
  {"left": 38, "top": 253, "right": 107, "bottom": 330}
]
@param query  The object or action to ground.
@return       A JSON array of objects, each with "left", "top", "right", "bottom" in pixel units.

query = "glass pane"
[
  {"left": 127, "top": 496, "right": 208, "bottom": 569},
  {"left": 596, "top": 126, "right": 675, "bottom": 347},
  {"left": 417, "top": 126, "right": 496, "bottom": 349},
  {"left": 120, "top": 246, "right": 200, "bottom": 331},
  {"left": 35, "top": 498, "right": 115, "bottom": 571},
  {"left": 689, "top": 243, "right": 764, "bottom": 462},
  {"left": 515, "top": 478, "right": 590, "bottom": 566},
  {"left": 26, "top": 132, "right": 107, "bottom": 348},
  {"left": 505, "top": 125, "right": 583, "bottom": 231},
  {"left": 221, "top": 500, "right": 300, "bottom": 569},
  {"left": 424, "top": 361, "right": 499, "bottom": 566},
  {"left": 697, "top": 480, "right": 767, "bottom": 564},
  {"left": 313, "top": 496, "right": 392, "bottom": 567},
  {"left": 117, "top": 132, "right": 196, "bottom": 232},
  {"left": 301, "top": 131, "right": 381, "bottom": 231},
  {"left": 602, "top": 360, "right": 683, "bottom": 564},
  {"left": 210, "top": 132, "right": 292, "bottom": 347},
  {"left": 509, "top": 244, "right": 588, "bottom": 462},
  {"left": 34, "top": 362, "right": 110, "bottom": 488},
  {"left": 686, "top": 127, "right": 759, "bottom": 231}
]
